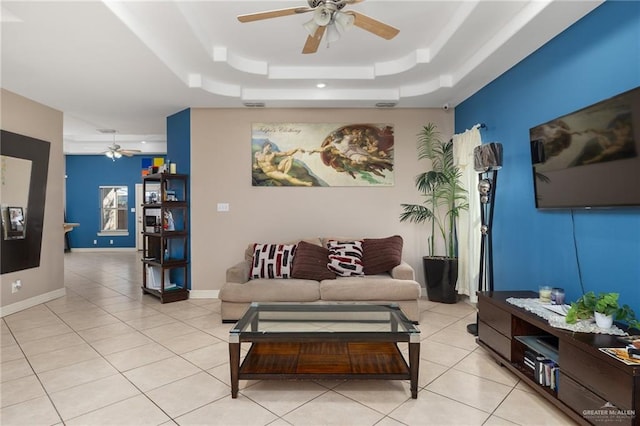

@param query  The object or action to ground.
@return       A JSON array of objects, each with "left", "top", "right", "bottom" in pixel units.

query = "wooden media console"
[{"left": 477, "top": 291, "right": 639, "bottom": 426}]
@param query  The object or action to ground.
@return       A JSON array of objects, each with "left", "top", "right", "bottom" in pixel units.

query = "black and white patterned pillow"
[
  {"left": 326, "top": 240, "right": 364, "bottom": 277},
  {"left": 251, "top": 243, "right": 297, "bottom": 279}
]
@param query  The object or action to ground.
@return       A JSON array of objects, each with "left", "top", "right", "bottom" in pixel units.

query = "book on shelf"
[
  {"left": 532, "top": 356, "right": 559, "bottom": 390},
  {"left": 524, "top": 349, "right": 537, "bottom": 371},
  {"left": 145, "top": 265, "right": 172, "bottom": 290}
]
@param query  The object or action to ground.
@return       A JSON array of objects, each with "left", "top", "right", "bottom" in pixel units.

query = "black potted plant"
[{"left": 400, "top": 123, "right": 468, "bottom": 303}]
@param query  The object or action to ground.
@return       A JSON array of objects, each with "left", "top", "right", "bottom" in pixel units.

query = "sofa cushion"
[
  {"left": 327, "top": 240, "right": 364, "bottom": 277},
  {"left": 320, "top": 276, "right": 421, "bottom": 301},
  {"left": 321, "top": 237, "right": 358, "bottom": 247},
  {"left": 218, "top": 279, "right": 321, "bottom": 303},
  {"left": 291, "top": 241, "right": 336, "bottom": 281},
  {"left": 362, "top": 235, "right": 403, "bottom": 275},
  {"left": 245, "top": 238, "right": 322, "bottom": 262},
  {"left": 250, "top": 243, "right": 296, "bottom": 279}
]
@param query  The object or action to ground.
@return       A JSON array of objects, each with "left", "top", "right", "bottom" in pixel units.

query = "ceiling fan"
[
  {"left": 100, "top": 129, "right": 141, "bottom": 160},
  {"left": 237, "top": 0, "right": 399, "bottom": 54},
  {"left": 103, "top": 143, "right": 141, "bottom": 160}
]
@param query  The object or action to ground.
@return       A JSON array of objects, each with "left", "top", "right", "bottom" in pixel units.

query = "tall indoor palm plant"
[{"left": 400, "top": 123, "right": 468, "bottom": 302}]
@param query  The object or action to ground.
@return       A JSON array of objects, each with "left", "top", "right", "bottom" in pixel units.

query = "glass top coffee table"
[{"left": 229, "top": 303, "right": 421, "bottom": 399}]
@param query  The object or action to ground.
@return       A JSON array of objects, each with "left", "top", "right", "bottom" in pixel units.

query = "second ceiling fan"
[{"left": 237, "top": 0, "right": 399, "bottom": 54}]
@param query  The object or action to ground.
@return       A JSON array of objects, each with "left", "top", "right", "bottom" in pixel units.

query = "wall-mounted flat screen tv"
[{"left": 529, "top": 86, "right": 640, "bottom": 209}]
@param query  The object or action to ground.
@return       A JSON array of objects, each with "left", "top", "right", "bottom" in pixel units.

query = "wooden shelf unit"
[
  {"left": 141, "top": 173, "right": 189, "bottom": 303},
  {"left": 477, "top": 291, "right": 639, "bottom": 426}
]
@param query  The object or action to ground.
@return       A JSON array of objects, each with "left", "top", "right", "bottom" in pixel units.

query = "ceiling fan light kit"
[
  {"left": 313, "top": 6, "right": 332, "bottom": 26},
  {"left": 237, "top": 0, "right": 398, "bottom": 54},
  {"left": 325, "top": 23, "right": 341, "bottom": 44},
  {"left": 105, "top": 149, "right": 122, "bottom": 161},
  {"left": 334, "top": 12, "right": 355, "bottom": 33},
  {"left": 303, "top": 18, "right": 319, "bottom": 37},
  {"left": 103, "top": 131, "right": 142, "bottom": 160}
]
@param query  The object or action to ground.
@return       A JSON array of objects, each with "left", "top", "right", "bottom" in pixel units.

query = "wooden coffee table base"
[{"left": 230, "top": 341, "right": 419, "bottom": 399}]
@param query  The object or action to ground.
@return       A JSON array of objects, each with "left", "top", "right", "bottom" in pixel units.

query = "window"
[{"left": 99, "top": 186, "right": 128, "bottom": 234}]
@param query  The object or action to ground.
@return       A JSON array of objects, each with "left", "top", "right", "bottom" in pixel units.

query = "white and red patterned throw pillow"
[
  {"left": 251, "top": 243, "right": 297, "bottom": 279},
  {"left": 326, "top": 240, "right": 364, "bottom": 277}
]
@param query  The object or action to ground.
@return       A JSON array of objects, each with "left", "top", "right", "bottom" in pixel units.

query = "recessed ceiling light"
[
  {"left": 316, "top": 83, "right": 326, "bottom": 88},
  {"left": 375, "top": 102, "right": 397, "bottom": 108},
  {"left": 141, "top": 140, "right": 146, "bottom": 144}
]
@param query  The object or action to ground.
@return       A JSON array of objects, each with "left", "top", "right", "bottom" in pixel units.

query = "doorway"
[{"left": 135, "top": 183, "right": 143, "bottom": 250}]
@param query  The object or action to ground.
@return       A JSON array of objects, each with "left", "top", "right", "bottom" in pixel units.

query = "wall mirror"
[
  {"left": 0, "top": 130, "right": 50, "bottom": 274},
  {"left": 1, "top": 155, "right": 32, "bottom": 240}
]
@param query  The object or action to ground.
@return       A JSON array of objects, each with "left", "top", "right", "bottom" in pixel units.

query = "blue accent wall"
[
  {"left": 455, "top": 2, "right": 640, "bottom": 316},
  {"left": 65, "top": 155, "right": 163, "bottom": 248},
  {"left": 166, "top": 108, "right": 191, "bottom": 288},
  {"left": 167, "top": 109, "right": 190, "bottom": 176}
]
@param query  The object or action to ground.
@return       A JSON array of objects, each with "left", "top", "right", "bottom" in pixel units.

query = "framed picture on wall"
[{"left": 251, "top": 123, "right": 395, "bottom": 187}]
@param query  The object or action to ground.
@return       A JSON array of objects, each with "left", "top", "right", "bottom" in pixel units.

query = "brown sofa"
[{"left": 218, "top": 236, "right": 422, "bottom": 322}]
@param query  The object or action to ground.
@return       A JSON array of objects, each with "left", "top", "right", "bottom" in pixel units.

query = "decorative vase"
[{"left": 594, "top": 312, "right": 613, "bottom": 329}]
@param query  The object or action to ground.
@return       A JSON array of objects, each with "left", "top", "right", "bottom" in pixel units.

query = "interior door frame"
[{"left": 135, "top": 183, "right": 143, "bottom": 250}]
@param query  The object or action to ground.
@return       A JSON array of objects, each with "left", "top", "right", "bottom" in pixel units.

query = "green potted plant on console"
[
  {"left": 400, "top": 123, "right": 468, "bottom": 303},
  {"left": 566, "top": 291, "right": 640, "bottom": 330}
]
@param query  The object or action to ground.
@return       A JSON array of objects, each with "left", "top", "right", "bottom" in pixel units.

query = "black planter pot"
[{"left": 423, "top": 256, "right": 458, "bottom": 304}]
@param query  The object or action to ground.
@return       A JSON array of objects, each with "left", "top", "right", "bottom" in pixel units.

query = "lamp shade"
[
  {"left": 303, "top": 18, "right": 319, "bottom": 36},
  {"left": 313, "top": 6, "right": 331, "bottom": 26},
  {"left": 474, "top": 143, "right": 503, "bottom": 172},
  {"left": 334, "top": 12, "right": 354, "bottom": 33},
  {"left": 326, "top": 24, "right": 340, "bottom": 43}
]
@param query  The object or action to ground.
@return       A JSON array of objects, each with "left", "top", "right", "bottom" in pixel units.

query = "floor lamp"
[{"left": 467, "top": 142, "right": 503, "bottom": 336}]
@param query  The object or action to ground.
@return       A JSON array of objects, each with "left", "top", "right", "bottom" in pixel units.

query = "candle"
[{"left": 539, "top": 286, "right": 552, "bottom": 304}]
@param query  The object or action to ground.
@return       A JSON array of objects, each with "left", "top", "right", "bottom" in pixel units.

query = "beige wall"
[
  {"left": 0, "top": 89, "right": 64, "bottom": 314},
  {"left": 190, "top": 108, "right": 453, "bottom": 293}
]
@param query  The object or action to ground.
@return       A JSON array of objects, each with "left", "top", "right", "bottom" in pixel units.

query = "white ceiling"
[{"left": 1, "top": 0, "right": 602, "bottom": 155}]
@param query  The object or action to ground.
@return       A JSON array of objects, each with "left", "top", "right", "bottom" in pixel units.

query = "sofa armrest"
[
  {"left": 226, "top": 260, "right": 251, "bottom": 284},
  {"left": 390, "top": 261, "right": 415, "bottom": 281}
]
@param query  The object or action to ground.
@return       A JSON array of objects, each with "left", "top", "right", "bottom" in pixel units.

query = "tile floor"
[{"left": 1, "top": 252, "right": 577, "bottom": 425}]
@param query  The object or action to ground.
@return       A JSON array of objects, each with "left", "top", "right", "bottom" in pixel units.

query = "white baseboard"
[
  {"left": 0, "top": 288, "right": 67, "bottom": 317},
  {"left": 69, "top": 247, "right": 138, "bottom": 253},
  {"left": 189, "top": 290, "right": 219, "bottom": 299}
]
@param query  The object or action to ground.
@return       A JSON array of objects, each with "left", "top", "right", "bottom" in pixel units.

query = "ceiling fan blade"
[
  {"left": 302, "top": 25, "right": 326, "bottom": 54},
  {"left": 238, "top": 7, "right": 313, "bottom": 23},
  {"left": 348, "top": 11, "right": 399, "bottom": 40}
]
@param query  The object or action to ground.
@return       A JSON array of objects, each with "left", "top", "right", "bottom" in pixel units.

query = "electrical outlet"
[
  {"left": 93, "top": 240, "right": 97, "bottom": 245},
  {"left": 109, "top": 240, "right": 113, "bottom": 245},
  {"left": 12, "top": 280, "right": 22, "bottom": 293}
]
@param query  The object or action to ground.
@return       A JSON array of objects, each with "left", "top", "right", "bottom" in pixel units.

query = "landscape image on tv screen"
[{"left": 529, "top": 86, "right": 640, "bottom": 209}]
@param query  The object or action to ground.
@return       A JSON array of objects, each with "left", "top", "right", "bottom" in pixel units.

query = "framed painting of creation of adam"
[{"left": 252, "top": 123, "right": 394, "bottom": 187}]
